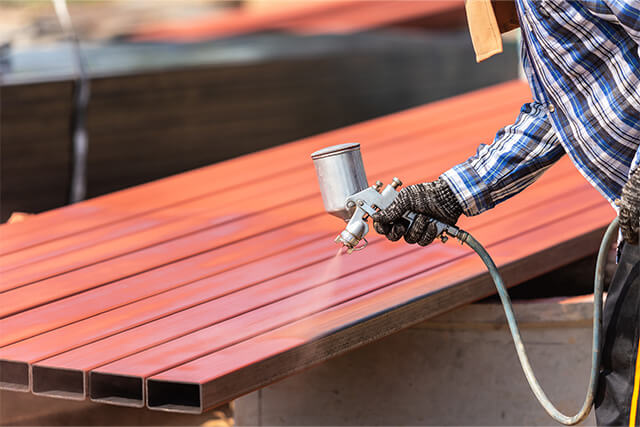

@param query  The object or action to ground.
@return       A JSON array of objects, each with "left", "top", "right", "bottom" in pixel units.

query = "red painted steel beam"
[
  {"left": 60, "top": 180, "right": 598, "bottom": 406},
  {"left": 0, "top": 158, "right": 576, "bottom": 393},
  {"left": 132, "top": 1, "right": 463, "bottom": 42},
  {"left": 143, "top": 201, "right": 613, "bottom": 413},
  {"left": 0, "top": 216, "right": 336, "bottom": 348},
  {"left": 0, "top": 99, "right": 530, "bottom": 318},
  {"left": 282, "top": 1, "right": 464, "bottom": 34},
  {"left": 0, "top": 87, "right": 524, "bottom": 285},
  {"left": 0, "top": 81, "right": 529, "bottom": 256},
  {"left": 27, "top": 166, "right": 583, "bottom": 399},
  {"left": 1, "top": 81, "right": 610, "bottom": 413},
  {"left": 0, "top": 148, "right": 573, "bottom": 392}
]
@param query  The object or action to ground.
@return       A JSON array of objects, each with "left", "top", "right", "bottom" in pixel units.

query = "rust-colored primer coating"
[{"left": 0, "top": 82, "right": 614, "bottom": 413}]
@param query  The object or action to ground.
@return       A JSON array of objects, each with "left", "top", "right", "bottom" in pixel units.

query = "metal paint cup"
[{"left": 311, "top": 143, "right": 368, "bottom": 221}]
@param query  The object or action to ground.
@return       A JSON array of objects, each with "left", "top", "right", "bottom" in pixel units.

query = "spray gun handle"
[
  {"left": 400, "top": 212, "right": 454, "bottom": 243},
  {"left": 401, "top": 211, "right": 417, "bottom": 228}
]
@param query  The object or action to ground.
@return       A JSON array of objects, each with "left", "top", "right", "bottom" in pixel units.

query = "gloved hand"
[
  {"left": 372, "top": 178, "right": 462, "bottom": 246},
  {"left": 619, "top": 168, "right": 640, "bottom": 244}
]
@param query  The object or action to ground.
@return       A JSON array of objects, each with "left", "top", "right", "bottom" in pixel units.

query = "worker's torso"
[{"left": 516, "top": 0, "right": 640, "bottom": 206}]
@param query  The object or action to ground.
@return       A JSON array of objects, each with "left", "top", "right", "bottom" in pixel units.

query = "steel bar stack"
[
  {"left": 133, "top": 0, "right": 465, "bottom": 42},
  {"left": 0, "top": 81, "right": 613, "bottom": 414}
]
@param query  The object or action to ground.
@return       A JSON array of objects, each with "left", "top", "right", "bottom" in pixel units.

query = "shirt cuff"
[{"left": 440, "top": 162, "right": 494, "bottom": 216}]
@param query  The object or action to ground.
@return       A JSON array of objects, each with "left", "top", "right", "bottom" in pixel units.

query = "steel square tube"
[
  {"left": 5, "top": 118, "right": 540, "bottom": 392},
  {"left": 30, "top": 366, "right": 84, "bottom": 400},
  {"left": 0, "top": 360, "right": 29, "bottom": 392},
  {"left": 10, "top": 164, "right": 576, "bottom": 394},
  {"left": 0, "top": 81, "right": 525, "bottom": 256},
  {"left": 0, "top": 95, "right": 521, "bottom": 293},
  {"left": 82, "top": 177, "right": 591, "bottom": 407},
  {"left": 0, "top": 104, "right": 525, "bottom": 319},
  {"left": 145, "top": 202, "right": 612, "bottom": 413},
  {"left": 0, "top": 216, "right": 336, "bottom": 348},
  {"left": 0, "top": 232, "right": 373, "bottom": 391},
  {"left": 89, "top": 373, "right": 143, "bottom": 407}
]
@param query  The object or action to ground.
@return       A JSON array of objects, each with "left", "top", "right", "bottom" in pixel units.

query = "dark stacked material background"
[{"left": 1, "top": 32, "right": 519, "bottom": 221}]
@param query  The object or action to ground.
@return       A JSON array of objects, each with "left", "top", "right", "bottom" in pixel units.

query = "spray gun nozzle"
[{"left": 335, "top": 231, "right": 367, "bottom": 254}]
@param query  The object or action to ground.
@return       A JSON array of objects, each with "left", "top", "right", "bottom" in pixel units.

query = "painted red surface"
[
  {"left": 0, "top": 81, "right": 526, "bottom": 255},
  {"left": 0, "top": 81, "right": 614, "bottom": 412},
  {"left": 148, "top": 201, "right": 612, "bottom": 413},
  {"left": 132, "top": 1, "right": 464, "bottom": 43},
  {"left": 0, "top": 86, "right": 526, "bottom": 316}
]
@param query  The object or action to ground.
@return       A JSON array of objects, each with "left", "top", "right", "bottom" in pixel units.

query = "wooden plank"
[{"left": 144, "top": 201, "right": 613, "bottom": 413}]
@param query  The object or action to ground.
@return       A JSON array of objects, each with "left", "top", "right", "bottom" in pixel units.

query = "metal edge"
[
  {"left": 89, "top": 371, "right": 145, "bottom": 408},
  {"left": 31, "top": 364, "right": 86, "bottom": 400},
  {"left": 0, "top": 359, "right": 29, "bottom": 392}
]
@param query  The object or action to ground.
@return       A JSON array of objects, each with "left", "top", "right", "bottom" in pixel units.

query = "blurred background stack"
[{"left": 0, "top": 0, "right": 519, "bottom": 221}]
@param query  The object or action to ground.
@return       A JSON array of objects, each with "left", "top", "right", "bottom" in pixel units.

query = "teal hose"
[{"left": 455, "top": 217, "right": 619, "bottom": 425}]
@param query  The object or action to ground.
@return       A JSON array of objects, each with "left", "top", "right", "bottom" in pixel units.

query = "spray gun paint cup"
[
  {"left": 312, "top": 143, "right": 452, "bottom": 253},
  {"left": 312, "top": 143, "right": 410, "bottom": 253},
  {"left": 311, "top": 143, "right": 369, "bottom": 221}
]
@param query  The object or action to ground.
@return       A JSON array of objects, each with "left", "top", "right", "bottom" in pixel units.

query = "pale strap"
[{"left": 465, "top": 0, "right": 503, "bottom": 62}]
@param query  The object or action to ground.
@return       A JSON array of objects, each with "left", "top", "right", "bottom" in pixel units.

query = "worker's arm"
[
  {"left": 589, "top": 1, "right": 640, "bottom": 242},
  {"left": 440, "top": 100, "right": 565, "bottom": 216},
  {"left": 372, "top": 99, "right": 563, "bottom": 245}
]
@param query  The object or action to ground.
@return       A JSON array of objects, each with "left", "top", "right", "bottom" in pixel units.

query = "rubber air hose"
[{"left": 454, "top": 217, "right": 618, "bottom": 425}]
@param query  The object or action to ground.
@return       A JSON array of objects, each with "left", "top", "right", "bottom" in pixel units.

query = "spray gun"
[
  {"left": 311, "top": 143, "right": 461, "bottom": 254},
  {"left": 311, "top": 142, "right": 618, "bottom": 425}
]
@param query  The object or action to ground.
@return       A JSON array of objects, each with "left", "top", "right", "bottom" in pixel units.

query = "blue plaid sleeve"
[{"left": 441, "top": 101, "right": 565, "bottom": 216}]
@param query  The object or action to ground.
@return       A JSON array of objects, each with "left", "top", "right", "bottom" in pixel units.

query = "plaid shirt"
[{"left": 441, "top": 0, "right": 640, "bottom": 216}]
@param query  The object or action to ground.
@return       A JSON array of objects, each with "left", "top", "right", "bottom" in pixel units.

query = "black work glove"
[
  {"left": 619, "top": 168, "right": 640, "bottom": 244},
  {"left": 371, "top": 178, "right": 462, "bottom": 246}
]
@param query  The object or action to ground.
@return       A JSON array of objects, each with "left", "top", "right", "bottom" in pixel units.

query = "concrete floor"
[{"left": 236, "top": 296, "right": 597, "bottom": 426}]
